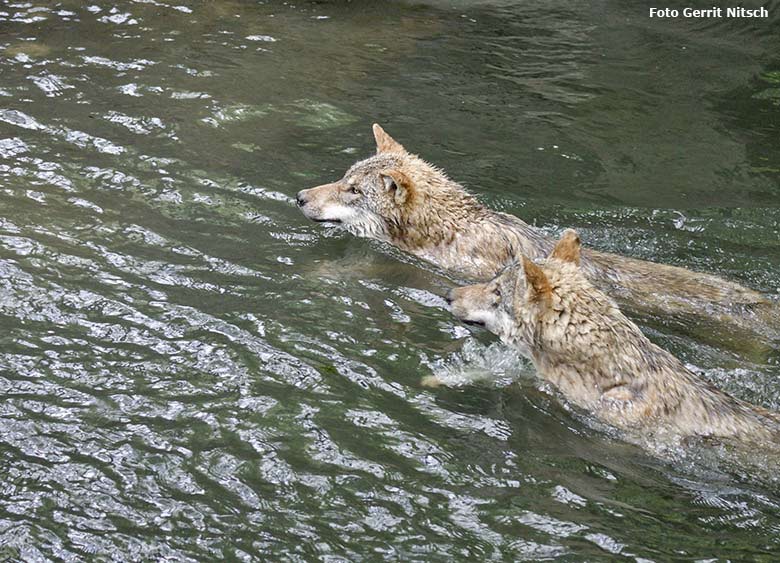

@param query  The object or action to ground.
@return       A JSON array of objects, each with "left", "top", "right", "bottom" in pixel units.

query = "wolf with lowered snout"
[{"left": 448, "top": 230, "right": 780, "bottom": 444}]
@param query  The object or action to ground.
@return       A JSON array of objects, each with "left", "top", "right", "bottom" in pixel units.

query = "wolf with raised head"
[
  {"left": 448, "top": 230, "right": 780, "bottom": 444},
  {"left": 297, "top": 124, "right": 778, "bottom": 352}
]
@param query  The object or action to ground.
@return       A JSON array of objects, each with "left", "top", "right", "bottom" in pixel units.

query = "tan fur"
[
  {"left": 550, "top": 229, "right": 581, "bottom": 265},
  {"left": 373, "top": 123, "right": 405, "bottom": 154},
  {"left": 449, "top": 231, "right": 780, "bottom": 445},
  {"left": 298, "top": 124, "right": 780, "bottom": 349},
  {"left": 522, "top": 256, "right": 552, "bottom": 304},
  {"left": 380, "top": 169, "right": 414, "bottom": 206}
]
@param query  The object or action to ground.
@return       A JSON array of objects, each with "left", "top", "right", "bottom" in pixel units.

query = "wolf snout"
[
  {"left": 295, "top": 191, "right": 308, "bottom": 207},
  {"left": 446, "top": 288, "right": 469, "bottom": 319},
  {"left": 444, "top": 289, "right": 455, "bottom": 306}
]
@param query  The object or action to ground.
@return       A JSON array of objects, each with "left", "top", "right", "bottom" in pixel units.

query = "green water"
[{"left": 1, "top": 1, "right": 780, "bottom": 560}]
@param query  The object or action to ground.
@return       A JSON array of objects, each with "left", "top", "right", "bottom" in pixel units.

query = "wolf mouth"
[
  {"left": 313, "top": 218, "right": 342, "bottom": 224},
  {"left": 462, "top": 319, "right": 486, "bottom": 328}
]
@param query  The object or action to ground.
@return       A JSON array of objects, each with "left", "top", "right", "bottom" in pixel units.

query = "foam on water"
[{"left": 423, "top": 337, "right": 533, "bottom": 388}]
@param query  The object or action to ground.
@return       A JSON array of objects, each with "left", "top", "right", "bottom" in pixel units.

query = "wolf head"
[
  {"left": 447, "top": 260, "right": 530, "bottom": 352},
  {"left": 297, "top": 124, "right": 483, "bottom": 245},
  {"left": 449, "top": 230, "right": 623, "bottom": 359}
]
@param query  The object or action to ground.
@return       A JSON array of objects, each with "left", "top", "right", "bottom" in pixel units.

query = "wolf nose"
[
  {"left": 445, "top": 290, "right": 454, "bottom": 306},
  {"left": 295, "top": 192, "right": 307, "bottom": 207}
]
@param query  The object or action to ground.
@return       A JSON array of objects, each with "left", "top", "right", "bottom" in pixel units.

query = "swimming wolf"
[
  {"left": 448, "top": 230, "right": 780, "bottom": 444},
  {"left": 296, "top": 124, "right": 779, "bottom": 352}
]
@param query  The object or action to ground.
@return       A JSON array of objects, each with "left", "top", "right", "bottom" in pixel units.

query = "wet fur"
[
  {"left": 297, "top": 124, "right": 780, "bottom": 347},
  {"left": 449, "top": 231, "right": 780, "bottom": 445}
]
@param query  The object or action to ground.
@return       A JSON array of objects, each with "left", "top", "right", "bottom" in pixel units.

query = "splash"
[{"left": 422, "top": 338, "right": 533, "bottom": 388}]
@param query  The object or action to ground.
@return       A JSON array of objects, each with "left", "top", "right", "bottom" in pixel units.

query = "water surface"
[{"left": 1, "top": 0, "right": 780, "bottom": 560}]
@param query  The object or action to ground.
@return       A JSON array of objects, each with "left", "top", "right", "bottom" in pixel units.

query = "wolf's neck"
[
  {"left": 387, "top": 194, "right": 551, "bottom": 281},
  {"left": 535, "top": 319, "right": 673, "bottom": 403}
]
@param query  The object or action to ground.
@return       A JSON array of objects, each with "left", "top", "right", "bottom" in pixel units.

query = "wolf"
[
  {"left": 448, "top": 230, "right": 780, "bottom": 444},
  {"left": 297, "top": 124, "right": 779, "bottom": 352}
]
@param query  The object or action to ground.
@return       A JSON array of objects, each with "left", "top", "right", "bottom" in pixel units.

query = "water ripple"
[{"left": 0, "top": 1, "right": 779, "bottom": 560}]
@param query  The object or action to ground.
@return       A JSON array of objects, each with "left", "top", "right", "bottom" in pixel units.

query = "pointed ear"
[
  {"left": 373, "top": 123, "right": 405, "bottom": 154},
  {"left": 550, "top": 229, "right": 581, "bottom": 265},
  {"left": 380, "top": 170, "right": 413, "bottom": 205},
  {"left": 522, "top": 256, "right": 552, "bottom": 305}
]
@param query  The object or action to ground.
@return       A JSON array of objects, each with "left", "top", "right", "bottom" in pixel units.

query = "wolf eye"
[
  {"left": 493, "top": 287, "right": 502, "bottom": 297},
  {"left": 349, "top": 186, "right": 361, "bottom": 195}
]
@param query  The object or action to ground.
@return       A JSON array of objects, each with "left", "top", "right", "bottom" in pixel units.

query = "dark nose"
[
  {"left": 445, "top": 289, "right": 454, "bottom": 306},
  {"left": 296, "top": 191, "right": 307, "bottom": 207}
]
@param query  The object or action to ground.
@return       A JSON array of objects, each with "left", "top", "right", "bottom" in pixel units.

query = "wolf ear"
[
  {"left": 550, "top": 229, "right": 581, "bottom": 265},
  {"left": 522, "top": 256, "right": 552, "bottom": 305},
  {"left": 381, "top": 170, "right": 413, "bottom": 205},
  {"left": 373, "top": 123, "right": 406, "bottom": 154}
]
